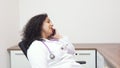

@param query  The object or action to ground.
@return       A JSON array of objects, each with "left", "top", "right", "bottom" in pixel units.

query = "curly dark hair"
[{"left": 22, "top": 13, "right": 48, "bottom": 48}]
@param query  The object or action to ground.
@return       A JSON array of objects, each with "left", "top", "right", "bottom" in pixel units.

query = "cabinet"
[
  {"left": 10, "top": 50, "right": 97, "bottom": 68},
  {"left": 10, "top": 50, "right": 31, "bottom": 68},
  {"left": 74, "top": 49, "right": 97, "bottom": 68}
]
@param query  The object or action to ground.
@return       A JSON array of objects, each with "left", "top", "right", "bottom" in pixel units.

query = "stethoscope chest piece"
[
  {"left": 41, "top": 41, "right": 56, "bottom": 60},
  {"left": 50, "top": 54, "right": 55, "bottom": 59}
]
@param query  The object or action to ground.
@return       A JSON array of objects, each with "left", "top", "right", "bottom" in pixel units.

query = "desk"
[
  {"left": 74, "top": 43, "right": 120, "bottom": 68},
  {"left": 7, "top": 43, "right": 120, "bottom": 68}
]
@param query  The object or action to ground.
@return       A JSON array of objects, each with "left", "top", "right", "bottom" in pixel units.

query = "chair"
[{"left": 18, "top": 41, "right": 28, "bottom": 58}]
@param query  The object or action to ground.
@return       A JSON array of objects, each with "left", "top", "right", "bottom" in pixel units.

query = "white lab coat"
[{"left": 27, "top": 36, "right": 83, "bottom": 68}]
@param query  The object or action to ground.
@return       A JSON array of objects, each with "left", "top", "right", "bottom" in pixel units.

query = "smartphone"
[{"left": 51, "top": 28, "right": 56, "bottom": 36}]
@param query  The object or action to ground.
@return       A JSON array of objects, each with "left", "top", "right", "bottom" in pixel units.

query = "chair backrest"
[{"left": 18, "top": 41, "right": 28, "bottom": 58}]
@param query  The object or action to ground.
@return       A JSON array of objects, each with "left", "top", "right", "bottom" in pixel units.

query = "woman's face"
[{"left": 41, "top": 17, "right": 53, "bottom": 38}]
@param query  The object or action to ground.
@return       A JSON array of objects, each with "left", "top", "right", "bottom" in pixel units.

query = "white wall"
[
  {"left": 0, "top": 0, "right": 19, "bottom": 68},
  {"left": 0, "top": 0, "right": 119, "bottom": 68},
  {"left": 19, "top": 0, "right": 120, "bottom": 43}
]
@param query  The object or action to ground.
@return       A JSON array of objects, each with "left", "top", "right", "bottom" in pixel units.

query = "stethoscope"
[{"left": 41, "top": 41, "right": 55, "bottom": 59}]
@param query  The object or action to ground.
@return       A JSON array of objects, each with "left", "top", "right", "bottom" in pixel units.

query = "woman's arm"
[
  {"left": 51, "top": 30, "right": 75, "bottom": 55},
  {"left": 27, "top": 40, "right": 48, "bottom": 68},
  {"left": 59, "top": 36, "right": 75, "bottom": 54}
]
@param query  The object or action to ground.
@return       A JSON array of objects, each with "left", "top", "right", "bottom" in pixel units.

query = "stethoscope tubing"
[{"left": 41, "top": 41, "right": 55, "bottom": 59}]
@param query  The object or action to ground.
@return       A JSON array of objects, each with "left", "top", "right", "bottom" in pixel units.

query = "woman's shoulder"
[
  {"left": 31, "top": 40, "right": 42, "bottom": 45},
  {"left": 28, "top": 40, "right": 45, "bottom": 51}
]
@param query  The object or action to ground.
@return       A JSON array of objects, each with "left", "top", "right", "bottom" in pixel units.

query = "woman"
[{"left": 21, "top": 13, "right": 83, "bottom": 68}]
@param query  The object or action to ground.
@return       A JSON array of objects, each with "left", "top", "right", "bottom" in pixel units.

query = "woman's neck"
[{"left": 41, "top": 32, "right": 49, "bottom": 39}]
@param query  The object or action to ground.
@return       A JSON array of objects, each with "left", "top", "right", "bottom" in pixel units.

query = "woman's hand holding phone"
[{"left": 51, "top": 28, "right": 62, "bottom": 40}]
